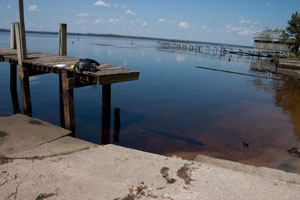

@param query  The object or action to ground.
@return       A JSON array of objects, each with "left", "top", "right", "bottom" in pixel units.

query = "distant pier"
[{"left": 156, "top": 41, "right": 291, "bottom": 58}]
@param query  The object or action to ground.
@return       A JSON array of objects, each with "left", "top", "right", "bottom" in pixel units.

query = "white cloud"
[
  {"left": 94, "top": 1, "right": 110, "bottom": 7},
  {"left": 7, "top": 5, "right": 11, "bottom": 9},
  {"left": 158, "top": 18, "right": 166, "bottom": 23},
  {"left": 125, "top": 9, "right": 136, "bottom": 15},
  {"left": 76, "top": 12, "right": 88, "bottom": 17},
  {"left": 142, "top": 21, "right": 150, "bottom": 27},
  {"left": 28, "top": 5, "right": 41, "bottom": 12},
  {"left": 76, "top": 19, "right": 86, "bottom": 24},
  {"left": 178, "top": 22, "right": 189, "bottom": 29},
  {"left": 108, "top": 17, "right": 123, "bottom": 25},
  {"left": 201, "top": 26, "right": 207, "bottom": 29},
  {"left": 239, "top": 19, "right": 252, "bottom": 24},
  {"left": 237, "top": 29, "right": 256, "bottom": 36},
  {"left": 94, "top": 18, "right": 104, "bottom": 24},
  {"left": 114, "top": 3, "right": 118, "bottom": 8}
]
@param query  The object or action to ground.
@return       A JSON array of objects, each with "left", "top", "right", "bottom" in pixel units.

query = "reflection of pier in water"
[{"left": 250, "top": 60, "right": 300, "bottom": 77}]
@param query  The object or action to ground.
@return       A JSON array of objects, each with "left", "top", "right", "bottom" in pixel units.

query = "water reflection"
[{"left": 251, "top": 76, "right": 300, "bottom": 139}]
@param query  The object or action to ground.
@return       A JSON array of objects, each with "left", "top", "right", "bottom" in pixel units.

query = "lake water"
[{"left": 1, "top": 32, "right": 300, "bottom": 173}]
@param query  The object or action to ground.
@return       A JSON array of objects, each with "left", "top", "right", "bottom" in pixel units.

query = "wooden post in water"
[
  {"left": 15, "top": 22, "right": 32, "bottom": 116},
  {"left": 18, "top": 67, "right": 32, "bottom": 116},
  {"left": 101, "top": 84, "right": 111, "bottom": 144},
  {"left": 10, "top": 23, "right": 17, "bottom": 49},
  {"left": 59, "top": 24, "right": 67, "bottom": 128},
  {"left": 17, "top": 0, "right": 27, "bottom": 61},
  {"left": 10, "top": 23, "right": 21, "bottom": 114},
  {"left": 61, "top": 70, "right": 75, "bottom": 134},
  {"left": 59, "top": 24, "right": 67, "bottom": 56}
]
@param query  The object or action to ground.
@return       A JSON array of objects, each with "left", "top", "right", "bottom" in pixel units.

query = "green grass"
[{"left": 280, "top": 57, "right": 300, "bottom": 61}]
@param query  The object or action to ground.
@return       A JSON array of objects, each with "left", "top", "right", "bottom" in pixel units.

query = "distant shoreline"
[{"left": 0, "top": 28, "right": 252, "bottom": 49}]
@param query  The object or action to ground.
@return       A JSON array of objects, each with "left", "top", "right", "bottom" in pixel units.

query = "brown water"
[{"left": 0, "top": 32, "right": 300, "bottom": 173}]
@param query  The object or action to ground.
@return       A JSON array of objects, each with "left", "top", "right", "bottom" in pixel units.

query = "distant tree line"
[{"left": 255, "top": 11, "right": 300, "bottom": 54}]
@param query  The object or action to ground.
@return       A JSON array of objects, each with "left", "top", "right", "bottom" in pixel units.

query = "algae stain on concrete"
[
  {"left": 28, "top": 119, "right": 44, "bottom": 125},
  {"left": 0, "top": 130, "right": 8, "bottom": 138}
]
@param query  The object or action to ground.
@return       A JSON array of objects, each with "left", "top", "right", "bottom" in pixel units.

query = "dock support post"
[
  {"left": 18, "top": 67, "right": 32, "bottom": 116},
  {"left": 10, "top": 23, "right": 21, "bottom": 114},
  {"left": 61, "top": 70, "right": 75, "bottom": 134},
  {"left": 17, "top": 0, "right": 27, "bottom": 62},
  {"left": 102, "top": 84, "right": 111, "bottom": 144},
  {"left": 59, "top": 24, "right": 67, "bottom": 56},
  {"left": 10, "top": 23, "right": 17, "bottom": 49},
  {"left": 59, "top": 23, "right": 67, "bottom": 128},
  {"left": 15, "top": 21, "right": 32, "bottom": 116}
]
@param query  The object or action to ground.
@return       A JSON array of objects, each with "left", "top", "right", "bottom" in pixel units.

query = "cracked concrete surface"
[{"left": 1, "top": 114, "right": 300, "bottom": 200}]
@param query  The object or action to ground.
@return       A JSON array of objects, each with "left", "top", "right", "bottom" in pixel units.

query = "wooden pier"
[{"left": 1, "top": 22, "right": 139, "bottom": 139}]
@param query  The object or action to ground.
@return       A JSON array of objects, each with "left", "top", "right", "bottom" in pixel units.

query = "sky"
[{"left": 0, "top": 0, "right": 299, "bottom": 46}]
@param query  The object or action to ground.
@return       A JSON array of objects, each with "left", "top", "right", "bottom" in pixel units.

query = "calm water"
[{"left": 1, "top": 32, "right": 300, "bottom": 173}]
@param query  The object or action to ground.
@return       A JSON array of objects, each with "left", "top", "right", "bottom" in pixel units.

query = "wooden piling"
[
  {"left": 17, "top": 0, "right": 27, "bottom": 61},
  {"left": 59, "top": 24, "right": 67, "bottom": 56},
  {"left": 101, "top": 84, "right": 111, "bottom": 144},
  {"left": 18, "top": 67, "right": 32, "bottom": 116},
  {"left": 10, "top": 23, "right": 17, "bottom": 49},
  {"left": 10, "top": 23, "right": 21, "bottom": 113},
  {"left": 59, "top": 24, "right": 67, "bottom": 128},
  {"left": 61, "top": 70, "right": 75, "bottom": 134}
]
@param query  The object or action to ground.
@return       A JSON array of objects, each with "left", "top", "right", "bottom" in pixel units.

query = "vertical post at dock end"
[
  {"left": 10, "top": 23, "right": 17, "bottom": 49},
  {"left": 59, "top": 23, "right": 67, "bottom": 127},
  {"left": 18, "top": 67, "right": 32, "bottom": 116},
  {"left": 61, "top": 70, "right": 75, "bottom": 134},
  {"left": 14, "top": 22, "right": 25, "bottom": 66},
  {"left": 17, "top": 0, "right": 27, "bottom": 60},
  {"left": 59, "top": 24, "right": 67, "bottom": 56},
  {"left": 102, "top": 84, "right": 111, "bottom": 145}
]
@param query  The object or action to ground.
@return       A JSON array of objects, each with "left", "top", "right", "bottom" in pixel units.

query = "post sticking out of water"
[
  {"left": 59, "top": 24, "right": 67, "bottom": 56},
  {"left": 59, "top": 24, "right": 67, "bottom": 128},
  {"left": 17, "top": 0, "right": 27, "bottom": 61},
  {"left": 10, "top": 23, "right": 17, "bottom": 49}
]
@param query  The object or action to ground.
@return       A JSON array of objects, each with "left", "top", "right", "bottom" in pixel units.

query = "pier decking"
[{"left": 0, "top": 48, "right": 139, "bottom": 85}]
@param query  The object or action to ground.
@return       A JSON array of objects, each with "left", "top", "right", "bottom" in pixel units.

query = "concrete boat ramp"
[{"left": 1, "top": 114, "right": 300, "bottom": 200}]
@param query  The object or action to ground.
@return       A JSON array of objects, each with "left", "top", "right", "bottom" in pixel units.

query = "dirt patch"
[
  {"left": 160, "top": 167, "right": 176, "bottom": 184},
  {"left": 36, "top": 193, "right": 56, "bottom": 200},
  {"left": 0, "top": 130, "right": 8, "bottom": 138},
  {"left": 114, "top": 182, "right": 174, "bottom": 200},
  {"left": 28, "top": 119, "right": 44, "bottom": 126},
  {"left": 0, "top": 154, "right": 13, "bottom": 165},
  {"left": 0, "top": 130, "right": 8, "bottom": 143},
  {"left": 177, "top": 163, "right": 194, "bottom": 185}
]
